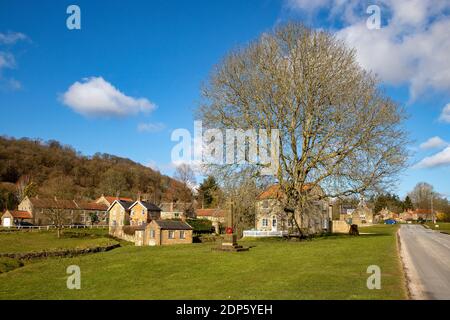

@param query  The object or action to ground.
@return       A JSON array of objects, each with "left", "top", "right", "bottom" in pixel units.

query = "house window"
[
  {"left": 168, "top": 230, "right": 175, "bottom": 239},
  {"left": 180, "top": 231, "right": 185, "bottom": 239},
  {"left": 262, "top": 218, "right": 268, "bottom": 227},
  {"left": 262, "top": 200, "right": 269, "bottom": 209},
  {"left": 272, "top": 217, "right": 277, "bottom": 227},
  {"left": 150, "top": 230, "right": 155, "bottom": 238}
]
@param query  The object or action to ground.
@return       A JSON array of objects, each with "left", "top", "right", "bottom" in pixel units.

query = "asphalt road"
[{"left": 399, "top": 224, "right": 450, "bottom": 299}]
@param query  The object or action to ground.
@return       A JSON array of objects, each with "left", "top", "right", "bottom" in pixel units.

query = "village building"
[
  {"left": 377, "top": 208, "right": 398, "bottom": 222},
  {"left": 95, "top": 195, "right": 134, "bottom": 207},
  {"left": 15, "top": 196, "right": 108, "bottom": 226},
  {"left": 1, "top": 210, "right": 33, "bottom": 227},
  {"left": 195, "top": 208, "right": 226, "bottom": 234},
  {"left": 106, "top": 199, "right": 190, "bottom": 246},
  {"left": 136, "top": 220, "right": 193, "bottom": 246},
  {"left": 248, "top": 184, "right": 331, "bottom": 237},
  {"left": 129, "top": 200, "right": 162, "bottom": 225},
  {"left": 159, "top": 202, "right": 194, "bottom": 220},
  {"left": 108, "top": 199, "right": 135, "bottom": 228},
  {"left": 399, "top": 209, "right": 434, "bottom": 222}
]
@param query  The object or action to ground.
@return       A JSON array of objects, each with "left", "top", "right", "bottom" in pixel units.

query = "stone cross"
[{"left": 227, "top": 201, "right": 234, "bottom": 232}]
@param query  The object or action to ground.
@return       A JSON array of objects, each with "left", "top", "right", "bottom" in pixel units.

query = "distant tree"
[
  {"left": 173, "top": 164, "right": 196, "bottom": 189},
  {"left": 197, "top": 176, "right": 221, "bottom": 208},
  {"left": 403, "top": 196, "right": 414, "bottom": 211},
  {"left": 408, "top": 182, "right": 435, "bottom": 210},
  {"left": 99, "top": 168, "right": 129, "bottom": 197},
  {"left": 44, "top": 205, "right": 69, "bottom": 238},
  {"left": 173, "top": 164, "right": 196, "bottom": 207},
  {"left": 40, "top": 176, "right": 77, "bottom": 199},
  {"left": 16, "top": 175, "right": 37, "bottom": 202}
]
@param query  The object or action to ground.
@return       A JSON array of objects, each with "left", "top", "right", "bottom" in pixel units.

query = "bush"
[
  {"left": 0, "top": 257, "right": 23, "bottom": 273},
  {"left": 187, "top": 219, "right": 214, "bottom": 234},
  {"left": 122, "top": 225, "right": 144, "bottom": 236}
]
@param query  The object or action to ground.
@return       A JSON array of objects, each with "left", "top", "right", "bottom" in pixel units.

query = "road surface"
[{"left": 399, "top": 224, "right": 450, "bottom": 299}]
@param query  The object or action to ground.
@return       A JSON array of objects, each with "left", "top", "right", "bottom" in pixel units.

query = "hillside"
[{"left": 0, "top": 136, "right": 190, "bottom": 211}]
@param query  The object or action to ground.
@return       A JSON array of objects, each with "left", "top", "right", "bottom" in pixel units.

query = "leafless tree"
[
  {"left": 16, "top": 175, "right": 36, "bottom": 202},
  {"left": 44, "top": 205, "right": 69, "bottom": 238},
  {"left": 173, "top": 163, "right": 197, "bottom": 214},
  {"left": 198, "top": 23, "right": 409, "bottom": 235},
  {"left": 174, "top": 163, "right": 196, "bottom": 188}
]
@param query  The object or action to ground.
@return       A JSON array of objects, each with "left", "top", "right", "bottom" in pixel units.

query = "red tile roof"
[
  {"left": 257, "top": 185, "right": 284, "bottom": 200},
  {"left": 195, "top": 209, "right": 226, "bottom": 218},
  {"left": 414, "top": 209, "right": 433, "bottom": 214},
  {"left": 77, "top": 202, "right": 108, "bottom": 211},
  {"left": 6, "top": 210, "right": 32, "bottom": 219}
]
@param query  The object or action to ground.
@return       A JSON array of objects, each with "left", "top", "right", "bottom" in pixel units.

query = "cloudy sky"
[{"left": 0, "top": 0, "right": 449, "bottom": 197}]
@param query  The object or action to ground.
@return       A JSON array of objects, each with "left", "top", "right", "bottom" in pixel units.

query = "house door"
[
  {"left": 3, "top": 218, "right": 11, "bottom": 227},
  {"left": 271, "top": 217, "right": 277, "bottom": 232}
]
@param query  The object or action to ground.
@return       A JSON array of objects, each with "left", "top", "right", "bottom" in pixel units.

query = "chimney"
[
  {"left": 170, "top": 202, "right": 174, "bottom": 212},
  {"left": 137, "top": 192, "right": 141, "bottom": 201}
]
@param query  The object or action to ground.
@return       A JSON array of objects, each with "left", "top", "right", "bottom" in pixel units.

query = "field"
[
  {"left": 0, "top": 229, "right": 117, "bottom": 254},
  {"left": 425, "top": 222, "right": 450, "bottom": 233},
  {"left": 0, "top": 225, "right": 406, "bottom": 300}
]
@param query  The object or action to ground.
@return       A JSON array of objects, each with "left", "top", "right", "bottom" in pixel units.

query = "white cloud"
[
  {"left": 0, "top": 32, "right": 28, "bottom": 45},
  {"left": 0, "top": 52, "right": 15, "bottom": 69},
  {"left": 286, "top": 0, "right": 450, "bottom": 100},
  {"left": 419, "top": 136, "right": 448, "bottom": 150},
  {"left": 61, "top": 77, "right": 156, "bottom": 117},
  {"left": 137, "top": 122, "right": 165, "bottom": 133},
  {"left": 0, "top": 31, "right": 28, "bottom": 90},
  {"left": 439, "top": 104, "right": 450, "bottom": 123},
  {"left": 414, "top": 146, "right": 450, "bottom": 168}
]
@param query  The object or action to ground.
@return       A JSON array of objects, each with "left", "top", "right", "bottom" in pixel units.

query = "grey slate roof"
[
  {"left": 117, "top": 200, "right": 135, "bottom": 210},
  {"left": 139, "top": 201, "right": 162, "bottom": 211},
  {"left": 154, "top": 220, "right": 192, "bottom": 230}
]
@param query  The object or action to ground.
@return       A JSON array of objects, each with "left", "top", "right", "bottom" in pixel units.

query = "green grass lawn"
[
  {"left": 0, "top": 230, "right": 117, "bottom": 254},
  {"left": 425, "top": 222, "right": 450, "bottom": 233},
  {"left": 0, "top": 225, "right": 406, "bottom": 300}
]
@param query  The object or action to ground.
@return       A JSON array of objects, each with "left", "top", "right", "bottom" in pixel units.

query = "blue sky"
[{"left": 0, "top": 0, "right": 449, "bottom": 198}]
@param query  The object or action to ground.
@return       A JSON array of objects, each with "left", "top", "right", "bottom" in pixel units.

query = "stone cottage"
[
  {"left": 107, "top": 199, "right": 193, "bottom": 246},
  {"left": 253, "top": 184, "right": 331, "bottom": 235},
  {"left": 136, "top": 220, "right": 193, "bottom": 246},
  {"left": 1, "top": 210, "right": 32, "bottom": 227},
  {"left": 17, "top": 196, "right": 108, "bottom": 226}
]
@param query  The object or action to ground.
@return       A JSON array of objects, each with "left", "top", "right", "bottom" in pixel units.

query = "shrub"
[
  {"left": 187, "top": 219, "right": 214, "bottom": 234},
  {"left": 122, "top": 225, "right": 143, "bottom": 236},
  {"left": 0, "top": 257, "right": 24, "bottom": 273}
]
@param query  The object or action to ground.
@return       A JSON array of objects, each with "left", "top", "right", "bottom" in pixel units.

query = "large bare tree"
[{"left": 198, "top": 23, "right": 408, "bottom": 235}]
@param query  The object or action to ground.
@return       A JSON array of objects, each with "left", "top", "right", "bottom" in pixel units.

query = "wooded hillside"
[{"left": 0, "top": 136, "right": 190, "bottom": 211}]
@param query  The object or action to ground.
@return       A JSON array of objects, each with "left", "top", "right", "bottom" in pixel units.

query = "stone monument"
[{"left": 213, "top": 202, "right": 248, "bottom": 252}]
